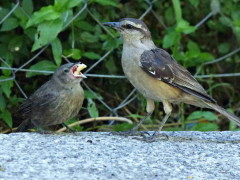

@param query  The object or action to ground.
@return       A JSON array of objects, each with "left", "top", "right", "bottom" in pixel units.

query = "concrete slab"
[{"left": 0, "top": 131, "right": 240, "bottom": 180}]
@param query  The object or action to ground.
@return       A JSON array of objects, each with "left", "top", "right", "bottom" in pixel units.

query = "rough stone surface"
[{"left": 0, "top": 131, "right": 240, "bottom": 180}]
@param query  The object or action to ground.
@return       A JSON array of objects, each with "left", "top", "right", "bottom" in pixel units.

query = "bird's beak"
[
  {"left": 72, "top": 63, "right": 87, "bottom": 79},
  {"left": 78, "top": 73, "right": 87, "bottom": 79},
  {"left": 102, "top": 22, "right": 121, "bottom": 29}
]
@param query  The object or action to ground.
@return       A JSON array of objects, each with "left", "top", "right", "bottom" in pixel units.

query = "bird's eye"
[
  {"left": 125, "top": 24, "right": 133, "bottom": 29},
  {"left": 63, "top": 68, "right": 69, "bottom": 73}
]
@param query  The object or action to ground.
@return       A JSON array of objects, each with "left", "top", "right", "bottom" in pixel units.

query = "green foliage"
[
  {"left": 63, "top": 49, "right": 82, "bottom": 60},
  {"left": 26, "top": 60, "right": 57, "bottom": 78},
  {"left": 26, "top": 0, "right": 84, "bottom": 51},
  {"left": 51, "top": 38, "right": 63, "bottom": 66},
  {"left": 187, "top": 111, "right": 218, "bottom": 121},
  {"left": 0, "top": 110, "right": 12, "bottom": 128},
  {"left": 92, "top": 0, "right": 119, "bottom": 7},
  {"left": 65, "top": 117, "right": 84, "bottom": 131},
  {"left": 87, "top": 98, "right": 99, "bottom": 118},
  {"left": 113, "top": 122, "right": 135, "bottom": 132},
  {"left": 191, "top": 123, "right": 219, "bottom": 131},
  {"left": 0, "top": 0, "right": 240, "bottom": 132}
]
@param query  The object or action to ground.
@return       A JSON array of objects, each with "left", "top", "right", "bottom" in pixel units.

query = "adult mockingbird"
[
  {"left": 103, "top": 18, "right": 240, "bottom": 141},
  {"left": 16, "top": 62, "right": 87, "bottom": 133}
]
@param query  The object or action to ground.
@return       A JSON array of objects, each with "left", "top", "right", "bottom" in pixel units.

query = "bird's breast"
[
  {"left": 121, "top": 46, "right": 182, "bottom": 102},
  {"left": 36, "top": 85, "right": 84, "bottom": 126}
]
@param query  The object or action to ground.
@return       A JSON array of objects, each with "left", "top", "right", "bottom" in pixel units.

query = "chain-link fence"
[{"left": 1, "top": 0, "right": 240, "bottom": 132}]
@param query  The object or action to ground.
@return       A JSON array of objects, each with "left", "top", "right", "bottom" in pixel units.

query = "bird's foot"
[
  {"left": 66, "top": 128, "right": 77, "bottom": 134},
  {"left": 134, "top": 132, "right": 169, "bottom": 142},
  {"left": 111, "top": 130, "right": 150, "bottom": 137},
  {"left": 61, "top": 123, "right": 77, "bottom": 134}
]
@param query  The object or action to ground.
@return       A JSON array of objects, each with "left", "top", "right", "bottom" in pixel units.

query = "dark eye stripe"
[{"left": 122, "top": 24, "right": 141, "bottom": 31}]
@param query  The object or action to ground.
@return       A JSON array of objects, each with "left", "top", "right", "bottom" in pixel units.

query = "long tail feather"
[
  {"left": 16, "top": 119, "right": 33, "bottom": 132},
  {"left": 205, "top": 102, "right": 240, "bottom": 126}
]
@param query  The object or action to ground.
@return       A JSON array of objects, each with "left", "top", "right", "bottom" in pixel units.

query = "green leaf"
[
  {"left": 26, "top": 6, "right": 60, "bottom": 28},
  {"left": 105, "top": 58, "right": 117, "bottom": 74},
  {"left": 218, "top": 43, "right": 230, "bottom": 54},
  {"left": 232, "top": 11, "right": 240, "bottom": 23},
  {"left": 113, "top": 122, "right": 135, "bottom": 132},
  {"left": 92, "top": 0, "right": 119, "bottom": 7},
  {"left": 26, "top": 60, "right": 57, "bottom": 77},
  {"left": 233, "top": 27, "right": 240, "bottom": 40},
  {"left": 187, "top": 111, "right": 218, "bottom": 121},
  {"left": 0, "top": 93, "right": 6, "bottom": 111},
  {"left": 199, "top": 52, "right": 214, "bottom": 62},
  {"left": 219, "top": 16, "right": 232, "bottom": 27},
  {"left": 164, "top": 7, "right": 175, "bottom": 25},
  {"left": 102, "top": 37, "right": 122, "bottom": 50},
  {"left": 0, "top": 77, "right": 14, "bottom": 98},
  {"left": 77, "top": 21, "right": 94, "bottom": 31},
  {"left": 187, "top": 40, "right": 200, "bottom": 58},
  {"left": 1, "top": 63, "right": 12, "bottom": 76},
  {"left": 0, "top": 8, "right": 10, "bottom": 20},
  {"left": 0, "top": 17, "right": 19, "bottom": 31},
  {"left": 87, "top": 99, "right": 99, "bottom": 118},
  {"left": 22, "top": 0, "right": 33, "bottom": 15},
  {"left": 188, "top": 0, "right": 199, "bottom": 8},
  {"left": 32, "top": 19, "right": 63, "bottom": 51},
  {"left": 190, "top": 123, "right": 219, "bottom": 131},
  {"left": 163, "top": 31, "right": 179, "bottom": 48},
  {"left": 8, "top": 36, "right": 24, "bottom": 52},
  {"left": 80, "top": 32, "right": 98, "bottom": 43},
  {"left": 84, "top": 90, "right": 103, "bottom": 99},
  {"left": 83, "top": 52, "right": 100, "bottom": 60},
  {"left": 65, "top": 117, "right": 84, "bottom": 131},
  {"left": 13, "top": 6, "right": 28, "bottom": 23},
  {"left": 51, "top": 38, "right": 62, "bottom": 66},
  {"left": 0, "top": 110, "right": 13, "bottom": 128},
  {"left": 25, "top": 28, "right": 36, "bottom": 40},
  {"left": 63, "top": 49, "right": 82, "bottom": 60},
  {"left": 54, "top": 0, "right": 83, "bottom": 12},
  {"left": 176, "top": 20, "right": 196, "bottom": 34},
  {"left": 172, "top": 0, "right": 182, "bottom": 23}
]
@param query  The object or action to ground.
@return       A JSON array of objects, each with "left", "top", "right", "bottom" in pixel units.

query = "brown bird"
[
  {"left": 16, "top": 62, "right": 87, "bottom": 133},
  {"left": 103, "top": 18, "right": 240, "bottom": 141}
]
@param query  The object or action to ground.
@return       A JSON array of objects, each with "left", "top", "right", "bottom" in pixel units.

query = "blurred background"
[{"left": 0, "top": 0, "right": 240, "bottom": 133}]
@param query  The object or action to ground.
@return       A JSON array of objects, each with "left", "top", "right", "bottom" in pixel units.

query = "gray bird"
[
  {"left": 103, "top": 18, "right": 240, "bottom": 141},
  {"left": 16, "top": 62, "right": 87, "bottom": 133}
]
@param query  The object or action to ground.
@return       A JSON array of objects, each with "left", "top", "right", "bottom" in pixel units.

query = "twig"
[{"left": 56, "top": 116, "right": 133, "bottom": 132}]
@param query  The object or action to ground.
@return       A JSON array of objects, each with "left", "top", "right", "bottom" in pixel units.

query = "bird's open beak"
[
  {"left": 102, "top": 22, "right": 121, "bottom": 29},
  {"left": 71, "top": 63, "right": 87, "bottom": 79}
]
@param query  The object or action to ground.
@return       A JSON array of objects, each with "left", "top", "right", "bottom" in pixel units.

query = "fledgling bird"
[
  {"left": 16, "top": 62, "right": 87, "bottom": 132},
  {"left": 103, "top": 18, "right": 240, "bottom": 141}
]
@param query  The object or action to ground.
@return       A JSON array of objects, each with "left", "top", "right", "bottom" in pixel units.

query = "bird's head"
[
  {"left": 103, "top": 18, "right": 151, "bottom": 42},
  {"left": 54, "top": 62, "right": 87, "bottom": 84}
]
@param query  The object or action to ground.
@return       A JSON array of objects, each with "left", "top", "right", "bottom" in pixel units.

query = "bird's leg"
[
  {"left": 61, "top": 123, "right": 77, "bottom": 133},
  {"left": 36, "top": 127, "right": 53, "bottom": 134},
  {"left": 112, "top": 99, "right": 154, "bottom": 136},
  {"left": 141, "top": 101, "right": 172, "bottom": 142},
  {"left": 32, "top": 122, "right": 52, "bottom": 134}
]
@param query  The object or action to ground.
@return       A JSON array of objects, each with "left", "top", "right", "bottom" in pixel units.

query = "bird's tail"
[
  {"left": 205, "top": 102, "right": 240, "bottom": 126},
  {"left": 16, "top": 119, "right": 33, "bottom": 132}
]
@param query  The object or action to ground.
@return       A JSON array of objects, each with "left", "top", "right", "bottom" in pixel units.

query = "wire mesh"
[{"left": 0, "top": 0, "right": 239, "bottom": 129}]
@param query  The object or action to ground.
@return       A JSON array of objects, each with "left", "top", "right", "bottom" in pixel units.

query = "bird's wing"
[
  {"left": 17, "top": 82, "right": 58, "bottom": 118},
  {"left": 140, "top": 48, "right": 216, "bottom": 103},
  {"left": 17, "top": 93, "right": 58, "bottom": 117}
]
